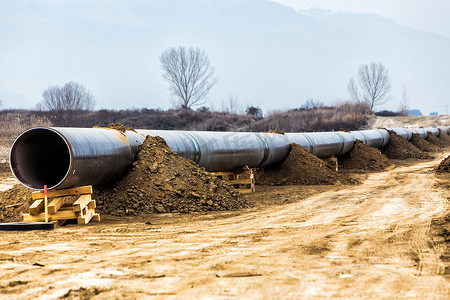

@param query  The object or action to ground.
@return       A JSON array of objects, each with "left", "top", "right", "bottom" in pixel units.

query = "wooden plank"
[
  {"left": 32, "top": 186, "right": 93, "bottom": 200},
  {"left": 237, "top": 188, "right": 253, "bottom": 194},
  {"left": 29, "top": 200, "right": 44, "bottom": 215},
  {"left": 73, "top": 194, "right": 92, "bottom": 212},
  {"left": 77, "top": 209, "right": 95, "bottom": 225},
  {"left": 225, "top": 179, "right": 254, "bottom": 185},
  {"left": 48, "top": 197, "right": 65, "bottom": 214},
  {"left": 23, "top": 210, "right": 78, "bottom": 222},
  {"left": 92, "top": 214, "right": 101, "bottom": 222},
  {"left": 88, "top": 200, "right": 96, "bottom": 210},
  {"left": 79, "top": 206, "right": 88, "bottom": 218}
]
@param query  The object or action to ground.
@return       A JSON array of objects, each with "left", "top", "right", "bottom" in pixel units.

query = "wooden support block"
[
  {"left": 92, "top": 214, "right": 101, "bottom": 222},
  {"left": 23, "top": 209, "right": 78, "bottom": 222},
  {"left": 29, "top": 199, "right": 44, "bottom": 215},
  {"left": 88, "top": 200, "right": 96, "bottom": 210},
  {"left": 48, "top": 197, "right": 65, "bottom": 214},
  {"left": 77, "top": 208, "right": 95, "bottom": 225},
  {"left": 32, "top": 186, "right": 93, "bottom": 200},
  {"left": 79, "top": 206, "right": 88, "bottom": 218},
  {"left": 322, "top": 156, "right": 338, "bottom": 172},
  {"left": 226, "top": 179, "right": 255, "bottom": 185},
  {"left": 73, "top": 194, "right": 92, "bottom": 212},
  {"left": 25, "top": 185, "right": 99, "bottom": 225}
]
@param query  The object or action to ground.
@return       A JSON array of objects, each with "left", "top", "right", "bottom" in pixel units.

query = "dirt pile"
[
  {"left": 410, "top": 133, "right": 439, "bottom": 152},
  {"left": 437, "top": 129, "right": 450, "bottom": 146},
  {"left": 105, "top": 123, "right": 136, "bottom": 133},
  {"left": 254, "top": 143, "right": 339, "bottom": 185},
  {"left": 426, "top": 132, "right": 445, "bottom": 148},
  {"left": 381, "top": 130, "right": 432, "bottom": 159},
  {"left": 0, "top": 184, "right": 33, "bottom": 223},
  {"left": 94, "top": 136, "right": 250, "bottom": 215},
  {"left": 267, "top": 129, "right": 284, "bottom": 135},
  {"left": 436, "top": 155, "right": 450, "bottom": 173},
  {"left": 338, "top": 140, "right": 392, "bottom": 171}
]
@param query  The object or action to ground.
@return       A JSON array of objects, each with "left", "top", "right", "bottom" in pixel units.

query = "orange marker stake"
[{"left": 44, "top": 185, "right": 48, "bottom": 223}]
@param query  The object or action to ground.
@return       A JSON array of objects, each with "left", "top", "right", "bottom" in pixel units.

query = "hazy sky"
[
  {"left": 275, "top": 0, "right": 450, "bottom": 38},
  {"left": 0, "top": 0, "right": 448, "bottom": 115}
]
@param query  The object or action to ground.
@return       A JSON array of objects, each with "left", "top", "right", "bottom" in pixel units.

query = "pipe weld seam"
[
  {"left": 182, "top": 132, "right": 201, "bottom": 164},
  {"left": 333, "top": 132, "right": 346, "bottom": 156},
  {"left": 300, "top": 133, "right": 314, "bottom": 154},
  {"left": 255, "top": 133, "right": 270, "bottom": 167}
]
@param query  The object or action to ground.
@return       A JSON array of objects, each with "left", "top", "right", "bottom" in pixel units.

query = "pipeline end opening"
[{"left": 10, "top": 128, "right": 71, "bottom": 190}]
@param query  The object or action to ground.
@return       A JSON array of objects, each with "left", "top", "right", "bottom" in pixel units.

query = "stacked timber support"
[
  {"left": 212, "top": 167, "right": 255, "bottom": 194},
  {"left": 22, "top": 185, "right": 100, "bottom": 225},
  {"left": 322, "top": 155, "right": 338, "bottom": 172}
]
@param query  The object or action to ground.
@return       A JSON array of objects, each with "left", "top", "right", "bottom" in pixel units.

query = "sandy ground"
[{"left": 0, "top": 152, "right": 449, "bottom": 299}]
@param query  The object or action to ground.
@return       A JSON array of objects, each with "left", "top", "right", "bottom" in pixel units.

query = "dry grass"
[
  {"left": 0, "top": 110, "right": 51, "bottom": 140},
  {"left": 252, "top": 102, "right": 371, "bottom": 132}
]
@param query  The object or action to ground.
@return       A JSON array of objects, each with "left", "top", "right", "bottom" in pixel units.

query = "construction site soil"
[
  {"left": 427, "top": 132, "right": 446, "bottom": 148},
  {"left": 410, "top": 133, "right": 440, "bottom": 153},
  {"left": 1, "top": 120, "right": 450, "bottom": 298},
  {"left": 438, "top": 129, "right": 450, "bottom": 145},
  {"left": 436, "top": 155, "right": 450, "bottom": 173},
  {"left": 338, "top": 140, "right": 393, "bottom": 172},
  {"left": 94, "top": 136, "right": 250, "bottom": 215},
  {"left": 254, "top": 143, "right": 340, "bottom": 186},
  {"left": 381, "top": 130, "right": 433, "bottom": 159}
]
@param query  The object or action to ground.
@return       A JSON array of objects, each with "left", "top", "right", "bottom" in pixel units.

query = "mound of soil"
[
  {"left": 267, "top": 129, "right": 284, "bottom": 135},
  {"left": 0, "top": 184, "right": 33, "bottom": 223},
  {"left": 410, "top": 133, "right": 440, "bottom": 152},
  {"left": 426, "top": 132, "right": 445, "bottom": 148},
  {"left": 381, "top": 130, "right": 432, "bottom": 159},
  {"left": 436, "top": 155, "right": 450, "bottom": 173},
  {"left": 437, "top": 129, "right": 450, "bottom": 146},
  {"left": 94, "top": 136, "right": 250, "bottom": 215},
  {"left": 338, "top": 140, "right": 392, "bottom": 171},
  {"left": 255, "top": 143, "right": 338, "bottom": 185}
]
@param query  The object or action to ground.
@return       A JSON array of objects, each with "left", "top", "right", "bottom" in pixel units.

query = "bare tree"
[
  {"left": 40, "top": 81, "right": 96, "bottom": 126},
  {"left": 347, "top": 62, "right": 392, "bottom": 110},
  {"left": 160, "top": 46, "right": 218, "bottom": 109},
  {"left": 301, "top": 99, "right": 324, "bottom": 110},
  {"left": 221, "top": 95, "right": 241, "bottom": 114},
  {"left": 398, "top": 86, "right": 410, "bottom": 115}
]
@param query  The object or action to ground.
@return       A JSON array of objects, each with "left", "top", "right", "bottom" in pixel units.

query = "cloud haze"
[{"left": 0, "top": 0, "right": 449, "bottom": 115}]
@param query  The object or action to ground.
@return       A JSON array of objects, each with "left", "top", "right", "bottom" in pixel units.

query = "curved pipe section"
[
  {"left": 9, "top": 126, "right": 448, "bottom": 190},
  {"left": 350, "top": 129, "right": 389, "bottom": 148},
  {"left": 10, "top": 127, "right": 144, "bottom": 190},
  {"left": 437, "top": 126, "right": 449, "bottom": 134},
  {"left": 285, "top": 132, "right": 355, "bottom": 158}
]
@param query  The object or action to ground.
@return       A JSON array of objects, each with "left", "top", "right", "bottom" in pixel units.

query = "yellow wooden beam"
[
  {"left": 48, "top": 197, "right": 65, "bottom": 214},
  {"left": 23, "top": 209, "right": 78, "bottom": 222},
  {"left": 77, "top": 208, "right": 94, "bottom": 225},
  {"left": 88, "top": 200, "right": 96, "bottom": 210},
  {"left": 29, "top": 199, "right": 44, "bottom": 215},
  {"left": 73, "top": 194, "right": 92, "bottom": 212},
  {"left": 32, "top": 185, "right": 93, "bottom": 200}
]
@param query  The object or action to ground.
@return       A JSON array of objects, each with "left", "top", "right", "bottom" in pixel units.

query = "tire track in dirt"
[{"left": 0, "top": 153, "right": 449, "bottom": 298}]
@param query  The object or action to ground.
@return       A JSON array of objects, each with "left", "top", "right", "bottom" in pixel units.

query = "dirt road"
[{"left": 1, "top": 154, "right": 449, "bottom": 299}]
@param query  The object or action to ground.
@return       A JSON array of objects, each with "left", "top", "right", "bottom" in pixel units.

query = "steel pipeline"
[{"left": 9, "top": 126, "right": 449, "bottom": 190}]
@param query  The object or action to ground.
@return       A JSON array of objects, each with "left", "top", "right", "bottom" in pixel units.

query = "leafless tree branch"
[
  {"left": 347, "top": 62, "right": 391, "bottom": 110},
  {"left": 160, "top": 46, "right": 218, "bottom": 109},
  {"left": 41, "top": 81, "right": 96, "bottom": 126}
]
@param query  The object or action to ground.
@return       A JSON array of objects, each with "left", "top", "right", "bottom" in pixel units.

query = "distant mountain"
[{"left": 0, "top": 0, "right": 448, "bottom": 114}]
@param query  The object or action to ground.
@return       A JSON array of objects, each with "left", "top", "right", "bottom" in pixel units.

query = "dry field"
[{"left": 0, "top": 116, "right": 449, "bottom": 299}]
